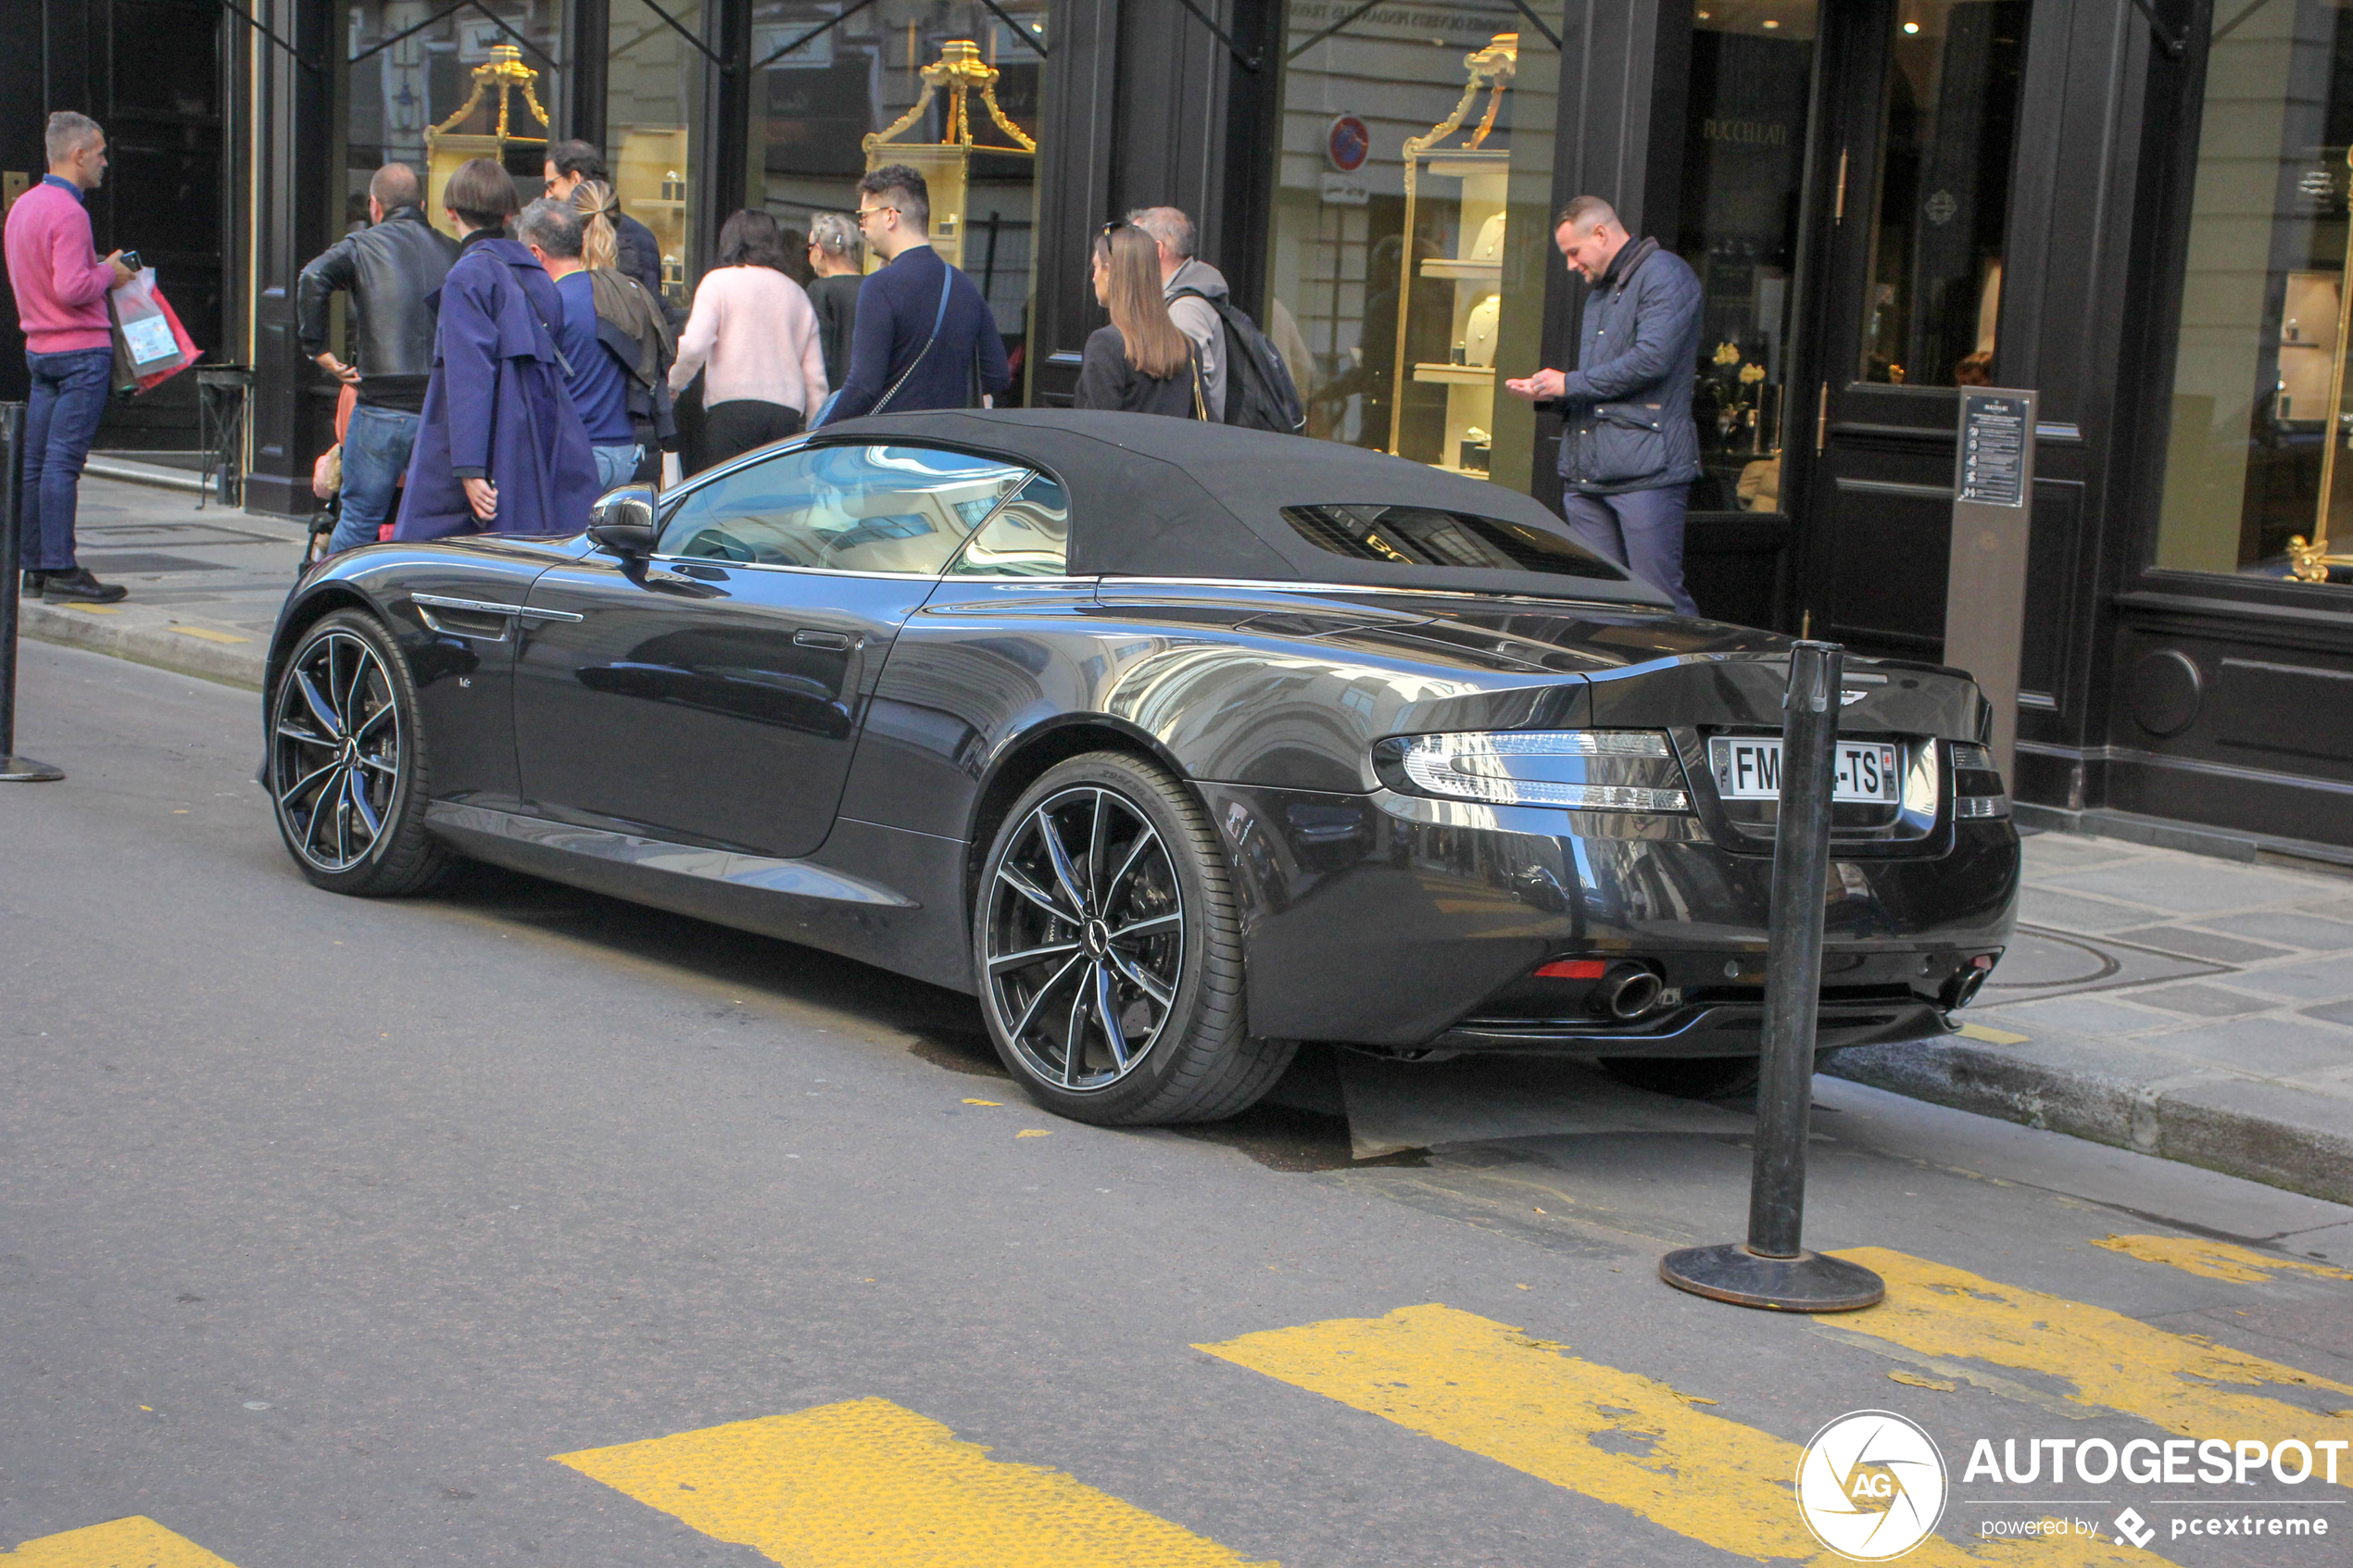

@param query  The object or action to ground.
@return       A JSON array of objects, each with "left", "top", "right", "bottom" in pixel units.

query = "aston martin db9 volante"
[{"left": 264, "top": 410, "right": 2019, "bottom": 1123}]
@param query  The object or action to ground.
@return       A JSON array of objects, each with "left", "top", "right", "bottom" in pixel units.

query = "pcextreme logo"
[{"left": 1797, "top": 1411, "right": 1951, "bottom": 1561}]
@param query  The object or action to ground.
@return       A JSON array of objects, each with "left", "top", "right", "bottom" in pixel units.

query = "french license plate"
[{"left": 1710, "top": 737, "right": 1902, "bottom": 802}]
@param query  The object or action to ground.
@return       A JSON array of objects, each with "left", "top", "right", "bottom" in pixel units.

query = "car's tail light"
[
  {"left": 1378, "top": 730, "right": 1692, "bottom": 812},
  {"left": 1949, "top": 742, "right": 2009, "bottom": 819}
]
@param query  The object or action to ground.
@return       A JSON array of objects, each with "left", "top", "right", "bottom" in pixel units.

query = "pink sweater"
[
  {"left": 4, "top": 180, "right": 115, "bottom": 353},
  {"left": 670, "top": 265, "right": 828, "bottom": 414}
]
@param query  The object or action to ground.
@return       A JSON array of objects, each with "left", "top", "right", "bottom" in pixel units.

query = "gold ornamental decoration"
[
  {"left": 862, "top": 40, "right": 1037, "bottom": 270},
  {"left": 422, "top": 44, "right": 551, "bottom": 238},
  {"left": 865, "top": 40, "right": 1037, "bottom": 157}
]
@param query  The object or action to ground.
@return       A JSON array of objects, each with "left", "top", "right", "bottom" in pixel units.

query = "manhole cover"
[{"left": 1981, "top": 924, "right": 2226, "bottom": 1001}]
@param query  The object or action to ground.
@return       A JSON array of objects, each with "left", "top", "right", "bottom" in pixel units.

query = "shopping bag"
[{"left": 107, "top": 269, "right": 202, "bottom": 394}]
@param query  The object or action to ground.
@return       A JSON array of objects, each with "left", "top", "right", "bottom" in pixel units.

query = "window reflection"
[
  {"left": 346, "top": 3, "right": 562, "bottom": 223},
  {"left": 1857, "top": 0, "right": 2026, "bottom": 388},
  {"left": 661, "top": 445, "right": 1027, "bottom": 574},
  {"left": 610, "top": 0, "right": 707, "bottom": 310},
  {"left": 1676, "top": 2, "right": 1819, "bottom": 513}
]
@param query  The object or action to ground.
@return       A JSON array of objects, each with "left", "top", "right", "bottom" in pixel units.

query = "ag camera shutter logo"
[{"left": 1798, "top": 1411, "right": 1950, "bottom": 1560}]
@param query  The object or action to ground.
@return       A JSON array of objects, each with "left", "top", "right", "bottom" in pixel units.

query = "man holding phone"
[{"left": 4, "top": 110, "right": 136, "bottom": 604}]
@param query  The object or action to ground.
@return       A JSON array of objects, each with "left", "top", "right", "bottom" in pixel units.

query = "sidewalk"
[
  {"left": 1829, "top": 834, "right": 2353, "bottom": 1203},
  {"left": 18, "top": 475, "right": 295, "bottom": 690},
  {"left": 18, "top": 476, "right": 2353, "bottom": 1203}
]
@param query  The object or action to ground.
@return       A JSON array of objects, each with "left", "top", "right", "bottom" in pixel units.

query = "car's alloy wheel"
[
  {"left": 269, "top": 609, "right": 448, "bottom": 896},
  {"left": 985, "top": 784, "right": 1185, "bottom": 1091},
  {"left": 975, "top": 752, "right": 1293, "bottom": 1124}
]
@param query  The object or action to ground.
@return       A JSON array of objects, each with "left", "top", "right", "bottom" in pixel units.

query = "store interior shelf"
[
  {"left": 1413, "top": 362, "right": 1496, "bottom": 385},
  {"left": 1421, "top": 258, "right": 1502, "bottom": 282}
]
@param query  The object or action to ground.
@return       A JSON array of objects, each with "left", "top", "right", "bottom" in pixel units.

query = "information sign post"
[{"left": 1945, "top": 388, "right": 2039, "bottom": 784}]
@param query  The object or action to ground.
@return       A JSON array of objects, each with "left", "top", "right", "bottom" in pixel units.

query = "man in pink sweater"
[{"left": 5, "top": 111, "right": 135, "bottom": 604}]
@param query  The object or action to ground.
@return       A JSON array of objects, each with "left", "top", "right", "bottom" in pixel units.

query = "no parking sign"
[{"left": 1327, "top": 115, "right": 1369, "bottom": 172}]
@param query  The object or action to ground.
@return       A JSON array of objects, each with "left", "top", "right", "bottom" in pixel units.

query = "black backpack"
[{"left": 1170, "top": 287, "right": 1305, "bottom": 434}]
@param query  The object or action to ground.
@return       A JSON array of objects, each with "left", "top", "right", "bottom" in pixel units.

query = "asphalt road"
[{"left": 6, "top": 640, "right": 2352, "bottom": 1568}]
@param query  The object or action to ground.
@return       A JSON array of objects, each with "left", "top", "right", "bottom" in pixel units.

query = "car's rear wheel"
[
  {"left": 269, "top": 608, "right": 449, "bottom": 897},
  {"left": 1597, "top": 1055, "right": 1762, "bottom": 1099},
  {"left": 975, "top": 752, "right": 1294, "bottom": 1124}
]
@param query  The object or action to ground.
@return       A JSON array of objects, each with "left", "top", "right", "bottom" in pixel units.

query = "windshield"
[{"left": 1279, "top": 504, "right": 1628, "bottom": 581}]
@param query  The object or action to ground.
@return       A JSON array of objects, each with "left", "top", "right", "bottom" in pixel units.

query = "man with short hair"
[
  {"left": 542, "top": 139, "right": 667, "bottom": 308},
  {"left": 816, "top": 164, "right": 1009, "bottom": 424},
  {"left": 4, "top": 111, "right": 136, "bottom": 604},
  {"left": 296, "top": 163, "right": 459, "bottom": 553},
  {"left": 518, "top": 198, "right": 641, "bottom": 491},
  {"left": 394, "top": 157, "right": 597, "bottom": 540},
  {"left": 1126, "top": 206, "right": 1227, "bottom": 420},
  {"left": 1506, "top": 194, "right": 1703, "bottom": 616}
]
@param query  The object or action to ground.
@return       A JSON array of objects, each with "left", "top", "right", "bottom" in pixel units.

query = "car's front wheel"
[
  {"left": 975, "top": 751, "right": 1294, "bottom": 1124},
  {"left": 269, "top": 608, "right": 449, "bottom": 896}
]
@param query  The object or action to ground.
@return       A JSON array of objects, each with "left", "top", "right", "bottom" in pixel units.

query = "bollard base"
[
  {"left": 1658, "top": 1243, "right": 1884, "bottom": 1312},
  {"left": 1, "top": 754, "right": 66, "bottom": 782}
]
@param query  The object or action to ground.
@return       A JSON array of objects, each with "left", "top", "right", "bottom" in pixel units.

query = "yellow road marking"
[
  {"left": 1957, "top": 1022, "right": 2029, "bottom": 1045},
  {"left": 53, "top": 602, "right": 122, "bottom": 614},
  {"left": 553, "top": 1397, "right": 1270, "bottom": 1567},
  {"left": 169, "top": 626, "right": 250, "bottom": 645},
  {"left": 963, "top": 1098, "right": 1003, "bottom": 1106},
  {"left": 5, "top": 1516, "right": 239, "bottom": 1565},
  {"left": 2091, "top": 1233, "right": 2353, "bottom": 1284},
  {"left": 1198, "top": 1304, "right": 2156, "bottom": 1566},
  {"left": 1832, "top": 1248, "right": 2353, "bottom": 1456},
  {"left": 1889, "top": 1370, "right": 1957, "bottom": 1391},
  {"left": 1016, "top": 1128, "right": 1053, "bottom": 1137}
]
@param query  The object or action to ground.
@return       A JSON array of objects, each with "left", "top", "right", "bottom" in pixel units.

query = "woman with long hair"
[
  {"left": 670, "top": 208, "right": 827, "bottom": 472},
  {"left": 566, "top": 178, "right": 675, "bottom": 483},
  {"left": 1075, "top": 223, "right": 1201, "bottom": 419},
  {"left": 804, "top": 211, "right": 863, "bottom": 392}
]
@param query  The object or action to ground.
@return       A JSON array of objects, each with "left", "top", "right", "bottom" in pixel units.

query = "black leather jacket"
[{"left": 295, "top": 206, "right": 459, "bottom": 379}]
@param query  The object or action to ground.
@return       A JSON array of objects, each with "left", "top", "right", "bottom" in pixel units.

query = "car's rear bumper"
[{"left": 1198, "top": 781, "right": 2020, "bottom": 1052}]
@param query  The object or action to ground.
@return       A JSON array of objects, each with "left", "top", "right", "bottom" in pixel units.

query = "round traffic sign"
[{"left": 1327, "top": 115, "right": 1369, "bottom": 173}]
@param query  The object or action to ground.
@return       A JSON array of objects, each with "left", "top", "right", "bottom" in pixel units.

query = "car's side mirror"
[{"left": 588, "top": 487, "right": 659, "bottom": 559}]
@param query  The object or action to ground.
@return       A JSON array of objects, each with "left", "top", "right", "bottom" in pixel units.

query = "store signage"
[
  {"left": 1320, "top": 172, "right": 1369, "bottom": 206},
  {"left": 1958, "top": 392, "right": 2030, "bottom": 508},
  {"left": 1327, "top": 115, "right": 1370, "bottom": 172}
]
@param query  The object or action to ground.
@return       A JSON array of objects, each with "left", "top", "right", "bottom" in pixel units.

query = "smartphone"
[{"left": 119, "top": 250, "right": 142, "bottom": 271}]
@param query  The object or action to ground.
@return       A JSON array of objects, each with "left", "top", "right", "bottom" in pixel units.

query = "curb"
[
  {"left": 19, "top": 600, "right": 266, "bottom": 693},
  {"left": 1823, "top": 1036, "right": 2353, "bottom": 1206}
]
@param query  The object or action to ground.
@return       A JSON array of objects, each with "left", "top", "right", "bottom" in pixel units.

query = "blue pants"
[
  {"left": 592, "top": 442, "right": 645, "bottom": 492},
  {"left": 21, "top": 347, "right": 116, "bottom": 571},
  {"left": 1561, "top": 483, "right": 1698, "bottom": 616},
  {"left": 330, "top": 403, "right": 421, "bottom": 554}
]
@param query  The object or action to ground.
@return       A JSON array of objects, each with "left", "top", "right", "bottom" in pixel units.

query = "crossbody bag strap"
[{"left": 873, "top": 260, "right": 956, "bottom": 416}]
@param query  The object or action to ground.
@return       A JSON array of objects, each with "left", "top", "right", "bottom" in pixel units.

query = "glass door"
[{"left": 1795, "top": 0, "right": 2030, "bottom": 658}]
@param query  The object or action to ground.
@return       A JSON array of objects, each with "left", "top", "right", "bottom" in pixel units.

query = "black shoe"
[
  {"left": 42, "top": 567, "right": 128, "bottom": 605},
  {"left": 19, "top": 570, "right": 44, "bottom": 596}
]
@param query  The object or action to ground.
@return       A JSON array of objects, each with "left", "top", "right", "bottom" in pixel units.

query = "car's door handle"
[{"left": 793, "top": 629, "right": 851, "bottom": 650}]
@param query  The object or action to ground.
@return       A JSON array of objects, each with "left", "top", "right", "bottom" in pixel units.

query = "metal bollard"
[
  {"left": 2, "top": 400, "right": 67, "bottom": 783},
  {"left": 1658, "top": 640, "right": 1881, "bottom": 1311}
]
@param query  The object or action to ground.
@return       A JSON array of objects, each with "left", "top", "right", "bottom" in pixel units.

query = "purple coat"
[{"left": 394, "top": 236, "right": 598, "bottom": 541}]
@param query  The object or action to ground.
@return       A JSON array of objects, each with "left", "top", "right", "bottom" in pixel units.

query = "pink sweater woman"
[{"left": 671, "top": 210, "right": 827, "bottom": 474}]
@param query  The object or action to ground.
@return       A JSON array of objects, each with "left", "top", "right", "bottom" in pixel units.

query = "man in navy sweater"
[{"left": 817, "top": 165, "right": 1009, "bottom": 424}]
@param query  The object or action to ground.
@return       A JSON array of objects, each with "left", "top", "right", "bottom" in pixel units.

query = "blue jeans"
[
  {"left": 331, "top": 403, "right": 421, "bottom": 554},
  {"left": 21, "top": 347, "right": 116, "bottom": 571},
  {"left": 592, "top": 442, "right": 644, "bottom": 492},
  {"left": 1561, "top": 483, "right": 1698, "bottom": 617}
]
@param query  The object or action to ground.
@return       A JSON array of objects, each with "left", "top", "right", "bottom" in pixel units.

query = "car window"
[
  {"left": 1279, "top": 503, "right": 1628, "bottom": 580},
  {"left": 946, "top": 473, "right": 1071, "bottom": 577},
  {"left": 660, "top": 444, "right": 1031, "bottom": 575}
]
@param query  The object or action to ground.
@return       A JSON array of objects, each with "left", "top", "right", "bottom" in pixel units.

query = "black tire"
[
  {"left": 974, "top": 751, "right": 1294, "bottom": 1125},
  {"left": 268, "top": 608, "right": 451, "bottom": 897},
  {"left": 1598, "top": 1055, "right": 1762, "bottom": 1099}
]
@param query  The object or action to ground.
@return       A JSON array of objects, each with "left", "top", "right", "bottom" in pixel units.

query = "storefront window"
[
  {"left": 1264, "top": 2, "right": 1560, "bottom": 493},
  {"left": 1676, "top": 2, "right": 1819, "bottom": 513},
  {"left": 749, "top": 2, "right": 1046, "bottom": 399},
  {"left": 1856, "top": 0, "right": 2026, "bottom": 388},
  {"left": 2157, "top": 1, "right": 2353, "bottom": 584},
  {"left": 346, "top": 3, "right": 566, "bottom": 223},
  {"left": 610, "top": 0, "right": 710, "bottom": 310}
]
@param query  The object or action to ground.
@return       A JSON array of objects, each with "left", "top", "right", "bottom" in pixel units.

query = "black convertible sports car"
[{"left": 264, "top": 410, "right": 2018, "bottom": 1123}]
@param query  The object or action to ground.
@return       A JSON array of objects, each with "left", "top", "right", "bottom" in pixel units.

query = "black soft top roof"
[{"left": 814, "top": 408, "right": 1670, "bottom": 607}]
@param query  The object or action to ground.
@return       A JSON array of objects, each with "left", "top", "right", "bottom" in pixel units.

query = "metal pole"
[
  {"left": 1, "top": 401, "right": 66, "bottom": 782},
  {"left": 1659, "top": 640, "right": 1879, "bottom": 1311}
]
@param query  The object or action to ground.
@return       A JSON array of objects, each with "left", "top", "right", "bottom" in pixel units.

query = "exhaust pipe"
[{"left": 1602, "top": 966, "right": 1665, "bottom": 1021}]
